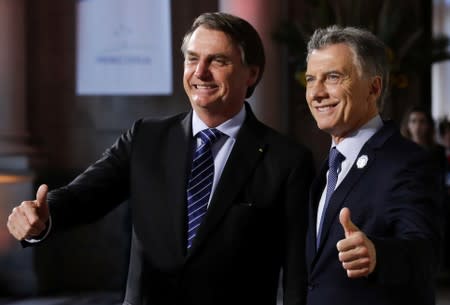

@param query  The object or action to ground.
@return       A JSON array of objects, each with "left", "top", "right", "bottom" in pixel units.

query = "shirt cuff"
[{"left": 25, "top": 216, "right": 52, "bottom": 243}]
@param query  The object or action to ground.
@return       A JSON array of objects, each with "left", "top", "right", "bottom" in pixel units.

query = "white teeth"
[
  {"left": 195, "top": 85, "right": 214, "bottom": 89},
  {"left": 317, "top": 106, "right": 333, "bottom": 112}
]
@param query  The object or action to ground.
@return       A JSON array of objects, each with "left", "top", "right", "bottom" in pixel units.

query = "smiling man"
[
  {"left": 304, "top": 26, "right": 441, "bottom": 305},
  {"left": 7, "top": 12, "right": 314, "bottom": 305},
  {"left": 182, "top": 25, "right": 260, "bottom": 127}
]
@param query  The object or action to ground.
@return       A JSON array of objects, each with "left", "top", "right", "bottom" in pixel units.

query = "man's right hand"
[{"left": 7, "top": 184, "right": 50, "bottom": 241}]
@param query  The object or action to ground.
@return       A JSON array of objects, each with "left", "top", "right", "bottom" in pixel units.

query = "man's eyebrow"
[
  {"left": 211, "top": 53, "right": 230, "bottom": 60},
  {"left": 305, "top": 70, "right": 344, "bottom": 77},
  {"left": 325, "top": 70, "right": 344, "bottom": 75},
  {"left": 185, "top": 51, "right": 230, "bottom": 61},
  {"left": 185, "top": 50, "right": 198, "bottom": 57}
]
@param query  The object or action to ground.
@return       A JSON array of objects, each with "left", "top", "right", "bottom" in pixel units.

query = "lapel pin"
[{"left": 356, "top": 155, "right": 368, "bottom": 169}]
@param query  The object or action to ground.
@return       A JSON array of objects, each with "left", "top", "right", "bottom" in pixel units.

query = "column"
[
  {"left": 219, "top": 0, "right": 287, "bottom": 132},
  {"left": 0, "top": 0, "right": 36, "bottom": 296},
  {"left": 0, "top": 0, "right": 33, "bottom": 160}
]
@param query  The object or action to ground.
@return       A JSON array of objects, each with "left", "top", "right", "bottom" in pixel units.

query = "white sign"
[{"left": 76, "top": 0, "right": 172, "bottom": 95}]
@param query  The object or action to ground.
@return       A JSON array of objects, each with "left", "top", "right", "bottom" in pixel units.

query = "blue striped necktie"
[
  {"left": 317, "top": 147, "right": 345, "bottom": 248},
  {"left": 187, "top": 128, "right": 222, "bottom": 249}
]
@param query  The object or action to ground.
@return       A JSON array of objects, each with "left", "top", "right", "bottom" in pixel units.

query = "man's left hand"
[{"left": 336, "top": 207, "right": 376, "bottom": 278}]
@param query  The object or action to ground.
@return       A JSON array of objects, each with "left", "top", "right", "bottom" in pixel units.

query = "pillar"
[
  {"left": 0, "top": 0, "right": 36, "bottom": 296},
  {"left": 219, "top": 0, "right": 288, "bottom": 132},
  {"left": 0, "top": 0, "right": 31, "bottom": 157}
]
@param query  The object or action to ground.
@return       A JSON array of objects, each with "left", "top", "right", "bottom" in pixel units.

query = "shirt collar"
[
  {"left": 192, "top": 106, "right": 246, "bottom": 140},
  {"left": 333, "top": 115, "right": 383, "bottom": 164}
]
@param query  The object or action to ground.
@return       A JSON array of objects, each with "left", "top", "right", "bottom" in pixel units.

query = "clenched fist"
[{"left": 7, "top": 184, "right": 50, "bottom": 240}]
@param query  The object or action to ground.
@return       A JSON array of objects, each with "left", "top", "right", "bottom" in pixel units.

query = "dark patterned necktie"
[
  {"left": 186, "top": 128, "right": 222, "bottom": 249},
  {"left": 317, "top": 147, "right": 345, "bottom": 248}
]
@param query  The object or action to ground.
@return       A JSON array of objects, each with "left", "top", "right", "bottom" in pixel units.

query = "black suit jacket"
[
  {"left": 46, "top": 104, "right": 314, "bottom": 305},
  {"left": 305, "top": 121, "right": 441, "bottom": 305}
]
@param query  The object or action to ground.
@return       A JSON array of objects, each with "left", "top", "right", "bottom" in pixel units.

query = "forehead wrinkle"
[{"left": 309, "top": 43, "right": 364, "bottom": 78}]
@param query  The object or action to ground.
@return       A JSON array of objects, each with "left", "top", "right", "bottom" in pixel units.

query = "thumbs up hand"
[
  {"left": 7, "top": 184, "right": 50, "bottom": 241},
  {"left": 336, "top": 207, "right": 376, "bottom": 278},
  {"left": 35, "top": 184, "right": 49, "bottom": 219}
]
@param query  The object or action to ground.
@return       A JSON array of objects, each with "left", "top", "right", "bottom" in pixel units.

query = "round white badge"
[{"left": 356, "top": 155, "right": 368, "bottom": 169}]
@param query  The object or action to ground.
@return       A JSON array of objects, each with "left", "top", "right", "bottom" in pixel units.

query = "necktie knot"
[
  {"left": 197, "top": 128, "right": 222, "bottom": 147},
  {"left": 328, "top": 147, "right": 345, "bottom": 172}
]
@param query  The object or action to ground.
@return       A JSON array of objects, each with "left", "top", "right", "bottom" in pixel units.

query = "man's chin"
[{"left": 315, "top": 121, "right": 335, "bottom": 133}]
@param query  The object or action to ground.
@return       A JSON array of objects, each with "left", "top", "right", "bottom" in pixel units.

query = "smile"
[
  {"left": 316, "top": 104, "right": 338, "bottom": 112},
  {"left": 193, "top": 84, "right": 217, "bottom": 89}
]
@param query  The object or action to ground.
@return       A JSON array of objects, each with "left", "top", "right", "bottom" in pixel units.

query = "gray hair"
[
  {"left": 307, "top": 25, "right": 390, "bottom": 110},
  {"left": 181, "top": 12, "right": 265, "bottom": 98}
]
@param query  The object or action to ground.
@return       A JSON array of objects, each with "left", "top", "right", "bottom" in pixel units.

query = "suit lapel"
[
  {"left": 307, "top": 161, "right": 327, "bottom": 264},
  {"left": 187, "top": 106, "right": 267, "bottom": 255},
  {"left": 166, "top": 113, "right": 192, "bottom": 254}
]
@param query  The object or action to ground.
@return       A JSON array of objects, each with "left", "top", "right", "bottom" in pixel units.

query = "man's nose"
[
  {"left": 194, "top": 61, "right": 211, "bottom": 79},
  {"left": 307, "top": 81, "right": 328, "bottom": 101}
]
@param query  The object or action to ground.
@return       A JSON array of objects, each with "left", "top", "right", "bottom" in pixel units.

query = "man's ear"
[
  {"left": 369, "top": 76, "right": 382, "bottom": 98},
  {"left": 246, "top": 66, "right": 260, "bottom": 87}
]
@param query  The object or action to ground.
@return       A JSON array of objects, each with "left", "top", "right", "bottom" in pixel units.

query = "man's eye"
[
  {"left": 326, "top": 74, "right": 341, "bottom": 82},
  {"left": 213, "top": 58, "right": 227, "bottom": 65},
  {"left": 185, "top": 57, "right": 198, "bottom": 63},
  {"left": 305, "top": 76, "right": 314, "bottom": 83}
]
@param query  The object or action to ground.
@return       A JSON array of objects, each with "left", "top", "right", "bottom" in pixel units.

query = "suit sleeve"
[
  {"left": 45, "top": 119, "right": 142, "bottom": 231},
  {"left": 282, "top": 148, "right": 314, "bottom": 305},
  {"left": 369, "top": 149, "right": 441, "bottom": 287}
]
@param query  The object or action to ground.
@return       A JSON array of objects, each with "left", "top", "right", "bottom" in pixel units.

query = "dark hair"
[
  {"left": 181, "top": 12, "right": 265, "bottom": 98},
  {"left": 400, "top": 105, "right": 436, "bottom": 147},
  {"left": 438, "top": 118, "right": 450, "bottom": 137},
  {"left": 306, "top": 25, "right": 390, "bottom": 110}
]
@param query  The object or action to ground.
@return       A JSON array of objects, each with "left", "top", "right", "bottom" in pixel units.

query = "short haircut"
[{"left": 181, "top": 12, "right": 265, "bottom": 98}]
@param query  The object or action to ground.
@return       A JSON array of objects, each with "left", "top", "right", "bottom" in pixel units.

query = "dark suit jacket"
[
  {"left": 305, "top": 121, "right": 441, "bottom": 305},
  {"left": 46, "top": 104, "right": 314, "bottom": 305}
]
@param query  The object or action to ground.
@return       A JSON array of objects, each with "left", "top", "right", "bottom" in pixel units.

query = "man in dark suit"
[
  {"left": 304, "top": 25, "right": 441, "bottom": 305},
  {"left": 6, "top": 12, "right": 313, "bottom": 305}
]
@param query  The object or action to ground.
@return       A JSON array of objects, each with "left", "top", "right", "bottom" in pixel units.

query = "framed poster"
[{"left": 76, "top": 0, "right": 172, "bottom": 95}]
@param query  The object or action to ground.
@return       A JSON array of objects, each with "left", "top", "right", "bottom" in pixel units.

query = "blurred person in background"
[
  {"left": 401, "top": 105, "right": 447, "bottom": 198},
  {"left": 401, "top": 106, "right": 447, "bottom": 172},
  {"left": 401, "top": 106, "right": 448, "bottom": 276}
]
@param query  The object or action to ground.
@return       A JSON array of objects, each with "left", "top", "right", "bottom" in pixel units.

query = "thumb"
[
  {"left": 35, "top": 184, "right": 48, "bottom": 209},
  {"left": 339, "top": 207, "right": 360, "bottom": 238}
]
